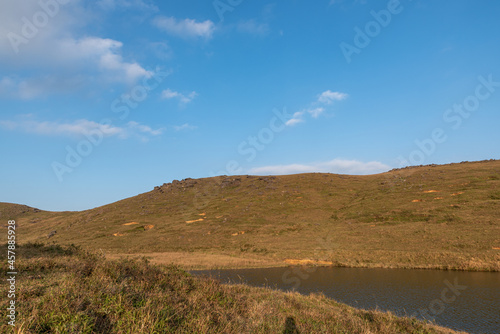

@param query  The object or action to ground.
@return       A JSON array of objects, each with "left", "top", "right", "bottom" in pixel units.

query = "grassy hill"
[
  {"left": 0, "top": 203, "right": 44, "bottom": 219},
  {"left": 0, "top": 243, "right": 464, "bottom": 333},
  {"left": 3, "top": 159, "right": 500, "bottom": 270}
]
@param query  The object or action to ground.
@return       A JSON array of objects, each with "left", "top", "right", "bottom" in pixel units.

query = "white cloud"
[
  {"left": 127, "top": 121, "right": 163, "bottom": 136},
  {"left": 318, "top": 90, "right": 348, "bottom": 105},
  {"left": 285, "top": 90, "right": 348, "bottom": 126},
  {"left": 0, "top": 75, "right": 87, "bottom": 100},
  {"left": 285, "top": 111, "right": 304, "bottom": 127},
  {"left": 57, "top": 37, "right": 153, "bottom": 84},
  {"left": 0, "top": 0, "right": 153, "bottom": 97},
  {"left": 174, "top": 123, "right": 197, "bottom": 131},
  {"left": 161, "top": 89, "right": 197, "bottom": 105},
  {"left": 284, "top": 90, "right": 348, "bottom": 126},
  {"left": 307, "top": 107, "right": 325, "bottom": 118},
  {"left": 153, "top": 16, "right": 215, "bottom": 39},
  {"left": 0, "top": 0, "right": 66, "bottom": 55},
  {"left": 0, "top": 117, "right": 163, "bottom": 139},
  {"left": 249, "top": 159, "right": 391, "bottom": 176},
  {"left": 0, "top": 36, "right": 153, "bottom": 98},
  {"left": 162, "top": 89, "right": 180, "bottom": 99}
]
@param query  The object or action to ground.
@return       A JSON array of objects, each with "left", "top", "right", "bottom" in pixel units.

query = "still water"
[{"left": 192, "top": 267, "right": 500, "bottom": 334}]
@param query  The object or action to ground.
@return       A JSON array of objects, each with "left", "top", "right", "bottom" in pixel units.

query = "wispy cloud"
[
  {"left": 249, "top": 159, "right": 391, "bottom": 175},
  {"left": 174, "top": 123, "right": 197, "bottom": 131},
  {"left": 58, "top": 37, "right": 153, "bottom": 84},
  {"left": 161, "top": 89, "right": 197, "bottom": 105},
  {"left": 307, "top": 107, "right": 325, "bottom": 118},
  {"left": 0, "top": 1, "right": 153, "bottom": 98},
  {"left": 285, "top": 90, "right": 348, "bottom": 126},
  {"left": 0, "top": 117, "right": 163, "bottom": 139},
  {"left": 0, "top": 36, "right": 154, "bottom": 98},
  {"left": 153, "top": 16, "right": 215, "bottom": 39},
  {"left": 127, "top": 121, "right": 163, "bottom": 136},
  {"left": 317, "top": 90, "right": 348, "bottom": 104},
  {"left": 285, "top": 111, "right": 305, "bottom": 126}
]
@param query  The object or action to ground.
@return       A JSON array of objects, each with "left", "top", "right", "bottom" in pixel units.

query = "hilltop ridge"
[{"left": 4, "top": 159, "right": 500, "bottom": 270}]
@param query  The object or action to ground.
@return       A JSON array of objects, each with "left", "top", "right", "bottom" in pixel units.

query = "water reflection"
[{"left": 192, "top": 267, "right": 500, "bottom": 334}]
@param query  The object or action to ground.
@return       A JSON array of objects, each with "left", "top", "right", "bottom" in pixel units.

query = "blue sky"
[{"left": 1, "top": 0, "right": 499, "bottom": 211}]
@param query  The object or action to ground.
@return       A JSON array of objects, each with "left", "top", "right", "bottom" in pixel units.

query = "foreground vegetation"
[
  {"left": 0, "top": 243, "right": 464, "bottom": 333},
  {"left": 2, "top": 160, "right": 499, "bottom": 271}
]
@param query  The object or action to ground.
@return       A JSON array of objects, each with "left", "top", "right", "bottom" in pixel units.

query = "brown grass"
[
  {"left": 0, "top": 243, "right": 465, "bottom": 334},
  {"left": 2, "top": 159, "right": 499, "bottom": 271},
  {"left": 106, "top": 252, "right": 283, "bottom": 270}
]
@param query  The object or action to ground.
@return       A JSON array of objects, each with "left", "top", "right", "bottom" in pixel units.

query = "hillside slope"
[
  {"left": 0, "top": 203, "right": 43, "bottom": 219},
  {"left": 5, "top": 160, "right": 500, "bottom": 270}
]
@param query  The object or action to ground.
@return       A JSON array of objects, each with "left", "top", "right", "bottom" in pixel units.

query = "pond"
[{"left": 192, "top": 267, "right": 500, "bottom": 334}]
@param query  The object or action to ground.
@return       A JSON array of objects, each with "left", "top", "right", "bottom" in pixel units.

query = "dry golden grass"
[
  {"left": 107, "top": 251, "right": 283, "bottom": 270},
  {"left": 284, "top": 259, "right": 334, "bottom": 266},
  {"left": 2, "top": 159, "right": 499, "bottom": 271}
]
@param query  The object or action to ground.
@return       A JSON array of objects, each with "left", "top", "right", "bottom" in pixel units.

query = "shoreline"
[
  {"left": 106, "top": 251, "right": 500, "bottom": 272},
  {"left": 8, "top": 242, "right": 466, "bottom": 334}
]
